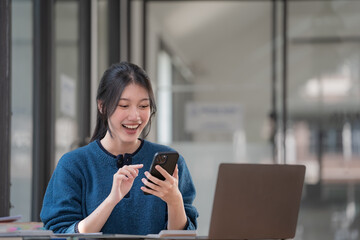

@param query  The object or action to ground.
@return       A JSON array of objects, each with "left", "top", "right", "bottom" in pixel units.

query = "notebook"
[{"left": 208, "top": 163, "right": 306, "bottom": 240}]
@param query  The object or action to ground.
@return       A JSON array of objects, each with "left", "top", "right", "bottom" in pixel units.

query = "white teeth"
[{"left": 123, "top": 124, "right": 140, "bottom": 129}]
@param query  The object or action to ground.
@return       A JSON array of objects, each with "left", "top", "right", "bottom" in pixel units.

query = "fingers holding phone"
[
  {"left": 155, "top": 164, "right": 179, "bottom": 182},
  {"left": 141, "top": 165, "right": 182, "bottom": 204},
  {"left": 141, "top": 152, "right": 183, "bottom": 204},
  {"left": 143, "top": 165, "right": 177, "bottom": 188}
]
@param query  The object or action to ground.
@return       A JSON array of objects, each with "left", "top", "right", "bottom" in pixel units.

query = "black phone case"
[{"left": 144, "top": 151, "right": 179, "bottom": 195}]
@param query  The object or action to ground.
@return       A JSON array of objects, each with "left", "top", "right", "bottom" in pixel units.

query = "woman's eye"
[
  {"left": 139, "top": 105, "right": 149, "bottom": 109},
  {"left": 119, "top": 105, "right": 128, "bottom": 108}
]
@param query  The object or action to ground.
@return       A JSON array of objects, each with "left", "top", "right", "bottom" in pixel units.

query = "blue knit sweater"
[{"left": 40, "top": 140, "right": 198, "bottom": 234}]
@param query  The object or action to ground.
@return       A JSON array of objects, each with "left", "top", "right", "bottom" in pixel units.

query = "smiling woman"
[
  {"left": 103, "top": 84, "right": 151, "bottom": 151},
  {"left": 91, "top": 62, "right": 156, "bottom": 142},
  {"left": 40, "top": 62, "right": 198, "bottom": 235}
]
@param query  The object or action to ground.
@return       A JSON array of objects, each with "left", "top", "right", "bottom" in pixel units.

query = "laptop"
[{"left": 208, "top": 163, "right": 306, "bottom": 240}]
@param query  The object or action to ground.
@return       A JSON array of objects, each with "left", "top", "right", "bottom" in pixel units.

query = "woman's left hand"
[{"left": 141, "top": 165, "right": 183, "bottom": 205}]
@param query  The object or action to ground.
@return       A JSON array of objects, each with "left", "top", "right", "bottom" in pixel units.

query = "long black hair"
[{"left": 90, "top": 62, "right": 157, "bottom": 142}]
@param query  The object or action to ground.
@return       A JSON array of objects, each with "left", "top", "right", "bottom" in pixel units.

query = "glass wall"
[
  {"left": 148, "top": 1, "right": 273, "bottom": 235},
  {"left": 10, "top": 0, "right": 33, "bottom": 221},
  {"left": 288, "top": 1, "right": 360, "bottom": 239},
  {"left": 54, "top": 0, "right": 80, "bottom": 163},
  {"left": 149, "top": 0, "right": 360, "bottom": 239}
]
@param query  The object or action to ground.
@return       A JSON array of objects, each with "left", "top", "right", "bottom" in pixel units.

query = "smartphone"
[{"left": 144, "top": 151, "right": 179, "bottom": 195}]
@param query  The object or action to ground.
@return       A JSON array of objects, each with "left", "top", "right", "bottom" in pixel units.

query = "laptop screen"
[{"left": 208, "top": 163, "right": 306, "bottom": 240}]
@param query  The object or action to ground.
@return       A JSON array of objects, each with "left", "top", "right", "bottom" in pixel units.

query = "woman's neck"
[{"left": 100, "top": 133, "right": 141, "bottom": 156}]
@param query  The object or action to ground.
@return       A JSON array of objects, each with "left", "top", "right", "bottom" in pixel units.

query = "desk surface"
[
  {"left": 0, "top": 233, "right": 206, "bottom": 240},
  {"left": 0, "top": 233, "right": 290, "bottom": 240}
]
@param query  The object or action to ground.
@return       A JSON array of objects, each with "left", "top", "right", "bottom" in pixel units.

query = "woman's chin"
[{"left": 118, "top": 133, "right": 141, "bottom": 144}]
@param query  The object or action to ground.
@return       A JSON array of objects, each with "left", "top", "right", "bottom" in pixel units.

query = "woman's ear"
[{"left": 97, "top": 100, "right": 103, "bottom": 114}]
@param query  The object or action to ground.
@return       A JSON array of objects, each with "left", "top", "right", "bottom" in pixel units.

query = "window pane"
[
  {"left": 54, "top": 0, "right": 79, "bottom": 164},
  {"left": 98, "top": 0, "right": 109, "bottom": 79},
  {"left": 288, "top": 1, "right": 360, "bottom": 239},
  {"left": 10, "top": 0, "right": 33, "bottom": 221},
  {"left": 149, "top": 1, "right": 272, "bottom": 235}
]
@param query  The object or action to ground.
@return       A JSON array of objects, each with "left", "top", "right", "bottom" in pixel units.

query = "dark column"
[
  {"left": 0, "top": 0, "right": 11, "bottom": 217},
  {"left": 32, "top": 0, "right": 55, "bottom": 221},
  {"left": 108, "top": 0, "right": 120, "bottom": 64},
  {"left": 127, "top": 0, "right": 132, "bottom": 61},
  {"left": 271, "top": 0, "right": 278, "bottom": 163},
  {"left": 120, "top": 0, "right": 131, "bottom": 62},
  {"left": 78, "top": 0, "right": 91, "bottom": 146},
  {"left": 142, "top": 0, "right": 147, "bottom": 70},
  {"left": 108, "top": 0, "right": 132, "bottom": 65},
  {"left": 282, "top": 0, "right": 288, "bottom": 164}
]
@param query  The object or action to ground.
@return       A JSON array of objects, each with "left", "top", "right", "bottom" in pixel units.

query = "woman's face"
[{"left": 107, "top": 83, "right": 151, "bottom": 145}]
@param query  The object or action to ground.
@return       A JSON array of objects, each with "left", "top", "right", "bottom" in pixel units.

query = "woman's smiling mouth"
[{"left": 122, "top": 124, "right": 141, "bottom": 130}]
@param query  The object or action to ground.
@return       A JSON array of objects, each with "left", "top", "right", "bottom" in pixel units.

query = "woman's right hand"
[
  {"left": 108, "top": 164, "right": 143, "bottom": 204},
  {"left": 78, "top": 164, "right": 144, "bottom": 233}
]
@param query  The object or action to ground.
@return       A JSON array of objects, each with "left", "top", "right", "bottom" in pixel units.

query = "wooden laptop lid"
[{"left": 208, "top": 163, "right": 306, "bottom": 240}]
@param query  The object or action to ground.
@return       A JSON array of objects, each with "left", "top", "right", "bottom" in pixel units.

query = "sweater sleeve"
[
  {"left": 40, "top": 156, "right": 84, "bottom": 233},
  {"left": 177, "top": 155, "right": 199, "bottom": 230}
]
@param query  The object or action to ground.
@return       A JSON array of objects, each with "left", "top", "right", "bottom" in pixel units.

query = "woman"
[{"left": 40, "top": 62, "right": 198, "bottom": 234}]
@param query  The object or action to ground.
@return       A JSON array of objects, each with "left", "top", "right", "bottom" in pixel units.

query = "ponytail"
[{"left": 90, "top": 111, "right": 108, "bottom": 142}]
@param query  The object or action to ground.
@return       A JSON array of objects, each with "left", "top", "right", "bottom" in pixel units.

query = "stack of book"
[{"left": 0, "top": 215, "right": 53, "bottom": 237}]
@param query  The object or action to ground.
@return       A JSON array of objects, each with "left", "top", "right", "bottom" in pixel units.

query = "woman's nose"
[{"left": 128, "top": 107, "right": 140, "bottom": 120}]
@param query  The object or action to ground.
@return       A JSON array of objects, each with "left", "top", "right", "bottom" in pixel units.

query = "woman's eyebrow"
[{"left": 119, "top": 98, "right": 150, "bottom": 101}]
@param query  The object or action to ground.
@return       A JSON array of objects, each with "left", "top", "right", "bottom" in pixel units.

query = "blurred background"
[{"left": 4, "top": 0, "right": 360, "bottom": 239}]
